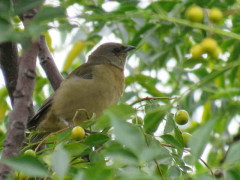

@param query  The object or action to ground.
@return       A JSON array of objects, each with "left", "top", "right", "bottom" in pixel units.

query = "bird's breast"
[{"left": 51, "top": 65, "right": 124, "bottom": 124}]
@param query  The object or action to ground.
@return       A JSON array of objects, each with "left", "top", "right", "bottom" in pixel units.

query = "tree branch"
[
  {"left": 0, "top": 42, "right": 19, "bottom": 107},
  {"left": 38, "top": 35, "right": 63, "bottom": 90},
  {"left": 0, "top": 41, "right": 39, "bottom": 179}
]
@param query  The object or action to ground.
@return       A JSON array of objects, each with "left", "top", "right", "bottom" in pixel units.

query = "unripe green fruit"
[
  {"left": 71, "top": 126, "right": 85, "bottom": 140},
  {"left": 209, "top": 8, "right": 223, "bottom": 23},
  {"left": 182, "top": 132, "right": 191, "bottom": 147},
  {"left": 132, "top": 116, "right": 143, "bottom": 125},
  {"left": 174, "top": 110, "right": 189, "bottom": 125},
  {"left": 24, "top": 149, "right": 36, "bottom": 156},
  {"left": 191, "top": 44, "right": 203, "bottom": 59},
  {"left": 186, "top": 6, "right": 204, "bottom": 22},
  {"left": 13, "top": 16, "right": 21, "bottom": 23}
]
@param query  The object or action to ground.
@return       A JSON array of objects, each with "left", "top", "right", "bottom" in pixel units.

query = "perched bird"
[{"left": 28, "top": 42, "right": 135, "bottom": 134}]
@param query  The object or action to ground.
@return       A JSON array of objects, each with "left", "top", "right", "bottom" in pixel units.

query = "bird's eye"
[{"left": 113, "top": 47, "right": 121, "bottom": 53}]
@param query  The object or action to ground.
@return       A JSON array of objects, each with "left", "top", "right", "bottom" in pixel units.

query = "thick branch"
[
  {"left": 38, "top": 35, "right": 63, "bottom": 90},
  {"left": 0, "top": 41, "right": 39, "bottom": 179},
  {"left": 0, "top": 42, "right": 19, "bottom": 106}
]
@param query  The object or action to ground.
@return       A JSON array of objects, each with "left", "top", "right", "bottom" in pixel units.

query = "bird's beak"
[{"left": 124, "top": 45, "right": 136, "bottom": 52}]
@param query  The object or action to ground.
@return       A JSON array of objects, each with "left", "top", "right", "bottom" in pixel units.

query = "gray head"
[{"left": 88, "top": 42, "right": 135, "bottom": 70}]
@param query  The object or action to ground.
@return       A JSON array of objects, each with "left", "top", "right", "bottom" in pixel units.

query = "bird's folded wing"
[
  {"left": 27, "top": 63, "right": 95, "bottom": 130},
  {"left": 27, "top": 95, "right": 53, "bottom": 129},
  {"left": 67, "top": 63, "right": 95, "bottom": 80}
]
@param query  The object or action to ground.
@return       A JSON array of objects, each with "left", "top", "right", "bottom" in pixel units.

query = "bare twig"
[
  {"left": 130, "top": 96, "right": 177, "bottom": 106},
  {"left": 38, "top": 35, "right": 64, "bottom": 90},
  {"left": 0, "top": 42, "right": 19, "bottom": 107},
  {"left": 35, "top": 127, "right": 69, "bottom": 152},
  {"left": 0, "top": 41, "right": 39, "bottom": 178}
]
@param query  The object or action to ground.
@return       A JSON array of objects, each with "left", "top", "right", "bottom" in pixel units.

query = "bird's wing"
[
  {"left": 66, "top": 63, "right": 95, "bottom": 79},
  {"left": 27, "top": 63, "right": 96, "bottom": 130},
  {"left": 27, "top": 95, "right": 53, "bottom": 129}
]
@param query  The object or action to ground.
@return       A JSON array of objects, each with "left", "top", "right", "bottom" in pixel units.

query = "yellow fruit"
[
  {"left": 191, "top": 44, "right": 203, "bottom": 59},
  {"left": 209, "top": 8, "right": 223, "bottom": 23},
  {"left": 16, "top": 172, "right": 28, "bottom": 180},
  {"left": 24, "top": 149, "right": 36, "bottom": 156},
  {"left": 201, "top": 38, "right": 217, "bottom": 54},
  {"left": 174, "top": 110, "right": 189, "bottom": 125},
  {"left": 132, "top": 116, "right": 143, "bottom": 125},
  {"left": 186, "top": 6, "right": 204, "bottom": 22},
  {"left": 182, "top": 132, "right": 191, "bottom": 147},
  {"left": 71, "top": 126, "right": 85, "bottom": 140}
]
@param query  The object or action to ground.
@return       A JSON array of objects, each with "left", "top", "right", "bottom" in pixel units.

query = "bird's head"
[{"left": 88, "top": 42, "right": 135, "bottom": 70}]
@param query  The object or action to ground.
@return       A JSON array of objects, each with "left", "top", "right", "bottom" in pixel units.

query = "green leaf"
[
  {"left": 161, "top": 134, "right": 183, "bottom": 152},
  {"left": 84, "top": 134, "right": 109, "bottom": 147},
  {"left": 144, "top": 105, "right": 168, "bottom": 134},
  {"left": 140, "top": 136, "right": 170, "bottom": 162},
  {"left": 225, "top": 141, "right": 240, "bottom": 165},
  {"left": 189, "top": 119, "right": 216, "bottom": 159},
  {"left": 111, "top": 118, "right": 145, "bottom": 158},
  {"left": 164, "top": 114, "right": 175, "bottom": 134},
  {"left": 1, "top": 155, "right": 48, "bottom": 177},
  {"left": 64, "top": 142, "right": 88, "bottom": 157},
  {"left": 51, "top": 147, "right": 70, "bottom": 178},
  {"left": 168, "top": 166, "right": 180, "bottom": 179},
  {"left": 14, "top": 0, "right": 44, "bottom": 15},
  {"left": 33, "top": 6, "right": 65, "bottom": 23}
]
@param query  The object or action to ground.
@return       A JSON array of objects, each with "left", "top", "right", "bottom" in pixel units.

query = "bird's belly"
[{"left": 52, "top": 78, "right": 123, "bottom": 125}]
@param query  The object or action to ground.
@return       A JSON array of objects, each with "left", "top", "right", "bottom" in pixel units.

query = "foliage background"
[{"left": 1, "top": 0, "right": 240, "bottom": 179}]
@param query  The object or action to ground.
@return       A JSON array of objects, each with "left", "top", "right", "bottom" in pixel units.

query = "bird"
[{"left": 27, "top": 42, "right": 135, "bottom": 135}]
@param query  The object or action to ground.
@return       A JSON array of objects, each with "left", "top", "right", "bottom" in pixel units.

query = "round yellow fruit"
[
  {"left": 174, "top": 110, "right": 189, "bottom": 125},
  {"left": 24, "top": 149, "right": 36, "bottom": 156},
  {"left": 71, "top": 126, "right": 85, "bottom": 140},
  {"left": 182, "top": 132, "right": 191, "bottom": 147},
  {"left": 132, "top": 116, "right": 143, "bottom": 125},
  {"left": 186, "top": 6, "right": 204, "bottom": 22},
  {"left": 191, "top": 44, "right": 203, "bottom": 59},
  {"left": 201, "top": 38, "right": 217, "bottom": 53},
  {"left": 209, "top": 8, "right": 223, "bottom": 23}
]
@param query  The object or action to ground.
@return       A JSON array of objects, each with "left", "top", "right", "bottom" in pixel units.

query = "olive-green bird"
[{"left": 27, "top": 42, "right": 135, "bottom": 134}]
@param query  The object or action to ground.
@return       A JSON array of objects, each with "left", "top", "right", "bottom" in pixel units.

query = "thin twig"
[
  {"left": 130, "top": 96, "right": 178, "bottom": 106},
  {"left": 35, "top": 127, "right": 69, "bottom": 152}
]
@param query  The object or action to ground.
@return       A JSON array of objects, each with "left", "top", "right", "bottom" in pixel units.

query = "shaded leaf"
[{"left": 1, "top": 155, "right": 48, "bottom": 177}]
